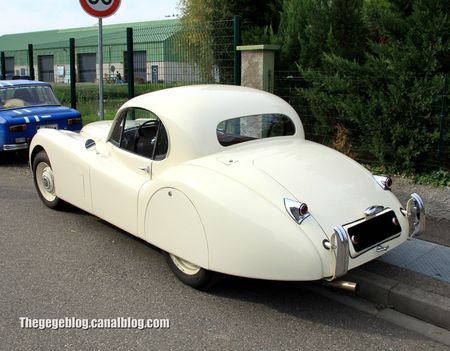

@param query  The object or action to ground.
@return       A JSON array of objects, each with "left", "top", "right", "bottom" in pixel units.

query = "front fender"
[{"left": 29, "top": 129, "right": 93, "bottom": 212}]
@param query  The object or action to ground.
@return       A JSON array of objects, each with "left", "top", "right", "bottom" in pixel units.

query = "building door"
[
  {"left": 151, "top": 65, "right": 158, "bottom": 83},
  {"left": 38, "top": 55, "right": 54, "bottom": 82},
  {"left": 5, "top": 57, "right": 14, "bottom": 78},
  {"left": 123, "top": 51, "right": 147, "bottom": 82},
  {"left": 78, "top": 53, "right": 96, "bottom": 82}
]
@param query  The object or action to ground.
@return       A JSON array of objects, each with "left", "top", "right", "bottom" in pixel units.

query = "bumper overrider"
[
  {"left": 327, "top": 193, "right": 426, "bottom": 280},
  {"left": 402, "top": 192, "right": 426, "bottom": 238}
]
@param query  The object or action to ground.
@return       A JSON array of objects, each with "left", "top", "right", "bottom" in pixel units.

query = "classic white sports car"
[{"left": 29, "top": 85, "right": 425, "bottom": 289}]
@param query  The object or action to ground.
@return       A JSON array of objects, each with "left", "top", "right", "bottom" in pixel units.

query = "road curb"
[{"left": 346, "top": 270, "right": 450, "bottom": 330}]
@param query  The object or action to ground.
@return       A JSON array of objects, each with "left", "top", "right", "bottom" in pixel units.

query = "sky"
[{"left": 1, "top": 0, "right": 181, "bottom": 36}]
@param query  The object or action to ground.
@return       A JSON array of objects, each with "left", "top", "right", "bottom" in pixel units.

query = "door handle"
[{"left": 138, "top": 165, "right": 151, "bottom": 174}]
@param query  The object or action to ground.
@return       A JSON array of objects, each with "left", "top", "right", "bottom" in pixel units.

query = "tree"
[
  {"left": 292, "top": 0, "right": 449, "bottom": 172},
  {"left": 179, "top": 0, "right": 282, "bottom": 43},
  {"left": 277, "top": 0, "right": 367, "bottom": 70}
]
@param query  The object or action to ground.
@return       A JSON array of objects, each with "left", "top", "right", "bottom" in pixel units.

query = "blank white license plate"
[{"left": 37, "top": 124, "right": 58, "bottom": 130}]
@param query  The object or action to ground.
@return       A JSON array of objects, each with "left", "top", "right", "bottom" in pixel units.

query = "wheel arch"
[{"left": 30, "top": 144, "right": 45, "bottom": 166}]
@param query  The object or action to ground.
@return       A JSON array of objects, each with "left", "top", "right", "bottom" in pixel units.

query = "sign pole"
[
  {"left": 79, "top": 0, "right": 121, "bottom": 120},
  {"left": 98, "top": 17, "right": 104, "bottom": 120}
]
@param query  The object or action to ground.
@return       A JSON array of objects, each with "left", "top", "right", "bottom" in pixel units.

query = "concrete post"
[{"left": 236, "top": 44, "right": 280, "bottom": 93}]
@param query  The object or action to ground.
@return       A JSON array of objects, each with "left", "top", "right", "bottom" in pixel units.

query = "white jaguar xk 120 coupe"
[{"left": 30, "top": 85, "right": 425, "bottom": 289}]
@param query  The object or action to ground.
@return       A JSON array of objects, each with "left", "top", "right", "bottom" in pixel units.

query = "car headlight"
[
  {"left": 373, "top": 175, "right": 392, "bottom": 190},
  {"left": 284, "top": 198, "right": 310, "bottom": 224}
]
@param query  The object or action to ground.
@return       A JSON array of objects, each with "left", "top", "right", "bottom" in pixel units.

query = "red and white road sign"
[{"left": 79, "top": 0, "right": 121, "bottom": 18}]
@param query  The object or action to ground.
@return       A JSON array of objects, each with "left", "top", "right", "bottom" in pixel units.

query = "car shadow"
[{"left": 0, "top": 150, "right": 29, "bottom": 165}]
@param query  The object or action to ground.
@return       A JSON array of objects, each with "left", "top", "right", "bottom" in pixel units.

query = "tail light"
[
  {"left": 67, "top": 118, "right": 81, "bottom": 126},
  {"left": 373, "top": 175, "right": 392, "bottom": 190},
  {"left": 284, "top": 198, "right": 310, "bottom": 224},
  {"left": 9, "top": 124, "right": 27, "bottom": 132}
]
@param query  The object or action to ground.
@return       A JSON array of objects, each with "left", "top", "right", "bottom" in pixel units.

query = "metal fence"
[
  {"left": 274, "top": 71, "right": 449, "bottom": 174},
  {"left": 1, "top": 19, "right": 239, "bottom": 122}
]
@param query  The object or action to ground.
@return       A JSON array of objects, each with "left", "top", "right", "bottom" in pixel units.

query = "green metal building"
[{"left": 0, "top": 19, "right": 200, "bottom": 84}]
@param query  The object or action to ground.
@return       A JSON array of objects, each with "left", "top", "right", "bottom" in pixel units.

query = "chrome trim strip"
[
  {"left": 3, "top": 143, "right": 28, "bottom": 151},
  {"left": 332, "top": 225, "right": 349, "bottom": 278}
]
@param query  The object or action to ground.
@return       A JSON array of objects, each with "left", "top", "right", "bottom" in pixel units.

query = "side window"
[
  {"left": 109, "top": 107, "right": 169, "bottom": 160},
  {"left": 109, "top": 114, "right": 124, "bottom": 146}
]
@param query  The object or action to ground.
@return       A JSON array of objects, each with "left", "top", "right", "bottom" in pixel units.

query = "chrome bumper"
[
  {"left": 3, "top": 143, "right": 28, "bottom": 151},
  {"left": 402, "top": 192, "right": 426, "bottom": 238},
  {"left": 325, "top": 193, "right": 425, "bottom": 280}
]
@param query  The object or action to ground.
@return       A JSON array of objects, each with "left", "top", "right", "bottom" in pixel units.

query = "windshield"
[{"left": 0, "top": 85, "right": 60, "bottom": 110}]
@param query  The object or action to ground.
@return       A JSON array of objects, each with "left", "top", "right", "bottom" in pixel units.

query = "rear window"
[{"left": 217, "top": 114, "right": 295, "bottom": 147}]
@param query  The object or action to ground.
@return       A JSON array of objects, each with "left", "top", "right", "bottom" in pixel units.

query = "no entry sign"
[{"left": 79, "top": 0, "right": 121, "bottom": 18}]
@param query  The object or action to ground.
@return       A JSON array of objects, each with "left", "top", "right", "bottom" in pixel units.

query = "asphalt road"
[{"left": 0, "top": 154, "right": 447, "bottom": 351}]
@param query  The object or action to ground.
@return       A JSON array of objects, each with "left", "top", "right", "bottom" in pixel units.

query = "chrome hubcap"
[
  {"left": 169, "top": 254, "right": 201, "bottom": 275},
  {"left": 36, "top": 162, "right": 56, "bottom": 202},
  {"left": 42, "top": 168, "right": 54, "bottom": 193}
]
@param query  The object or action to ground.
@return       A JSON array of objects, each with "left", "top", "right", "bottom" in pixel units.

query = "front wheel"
[
  {"left": 32, "top": 151, "right": 64, "bottom": 209},
  {"left": 164, "top": 252, "right": 216, "bottom": 289}
]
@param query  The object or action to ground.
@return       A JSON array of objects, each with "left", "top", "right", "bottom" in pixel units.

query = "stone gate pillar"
[{"left": 236, "top": 44, "right": 280, "bottom": 93}]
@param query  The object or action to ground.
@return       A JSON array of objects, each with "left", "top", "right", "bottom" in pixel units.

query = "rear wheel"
[
  {"left": 164, "top": 252, "right": 216, "bottom": 289},
  {"left": 32, "top": 151, "right": 64, "bottom": 209}
]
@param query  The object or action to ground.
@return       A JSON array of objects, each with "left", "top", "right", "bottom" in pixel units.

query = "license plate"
[
  {"left": 37, "top": 124, "right": 58, "bottom": 130},
  {"left": 344, "top": 209, "right": 401, "bottom": 257}
]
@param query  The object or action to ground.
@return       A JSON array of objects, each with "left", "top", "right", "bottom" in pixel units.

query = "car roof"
[
  {"left": 0, "top": 80, "right": 50, "bottom": 88},
  {"left": 119, "top": 84, "right": 304, "bottom": 163}
]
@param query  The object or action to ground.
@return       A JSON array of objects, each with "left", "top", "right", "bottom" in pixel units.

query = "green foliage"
[
  {"left": 277, "top": 0, "right": 449, "bottom": 173},
  {"left": 363, "top": 164, "right": 450, "bottom": 187},
  {"left": 413, "top": 169, "right": 450, "bottom": 187},
  {"left": 179, "top": 0, "right": 282, "bottom": 44},
  {"left": 277, "top": 0, "right": 367, "bottom": 70}
]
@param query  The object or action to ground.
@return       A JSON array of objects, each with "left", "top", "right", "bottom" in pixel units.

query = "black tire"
[
  {"left": 32, "top": 151, "right": 64, "bottom": 210},
  {"left": 164, "top": 252, "right": 217, "bottom": 290}
]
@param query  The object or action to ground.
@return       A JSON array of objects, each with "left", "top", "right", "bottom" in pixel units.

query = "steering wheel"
[{"left": 137, "top": 119, "right": 157, "bottom": 137}]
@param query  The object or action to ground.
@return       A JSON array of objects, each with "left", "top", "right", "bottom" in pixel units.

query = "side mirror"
[{"left": 85, "top": 139, "right": 96, "bottom": 150}]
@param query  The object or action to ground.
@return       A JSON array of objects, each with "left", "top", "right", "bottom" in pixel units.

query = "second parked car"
[{"left": 0, "top": 80, "right": 82, "bottom": 151}]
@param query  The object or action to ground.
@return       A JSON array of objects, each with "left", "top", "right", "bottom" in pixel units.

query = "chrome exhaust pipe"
[{"left": 322, "top": 280, "right": 359, "bottom": 292}]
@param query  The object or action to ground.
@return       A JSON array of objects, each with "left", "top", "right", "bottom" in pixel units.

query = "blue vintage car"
[{"left": 0, "top": 80, "right": 82, "bottom": 151}]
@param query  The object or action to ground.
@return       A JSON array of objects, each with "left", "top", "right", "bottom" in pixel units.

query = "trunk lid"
[{"left": 251, "top": 139, "right": 400, "bottom": 234}]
